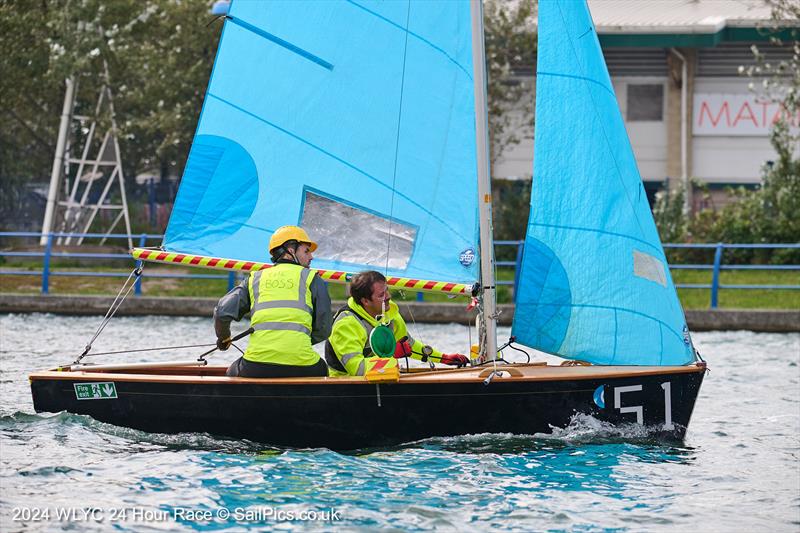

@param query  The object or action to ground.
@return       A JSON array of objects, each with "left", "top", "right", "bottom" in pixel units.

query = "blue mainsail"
[
  {"left": 511, "top": 0, "right": 695, "bottom": 366},
  {"left": 163, "top": 0, "right": 480, "bottom": 285}
]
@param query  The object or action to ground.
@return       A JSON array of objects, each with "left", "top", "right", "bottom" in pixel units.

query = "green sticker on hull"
[{"left": 74, "top": 382, "right": 117, "bottom": 400}]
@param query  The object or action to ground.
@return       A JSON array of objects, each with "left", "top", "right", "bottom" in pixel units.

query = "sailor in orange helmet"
[{"left": 215, "top": 225, "right": 332, "bottom": 378}]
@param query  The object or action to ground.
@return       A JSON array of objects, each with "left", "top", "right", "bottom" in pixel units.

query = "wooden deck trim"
[{"left": 29, "top": 363, "right": 705, "bottom": 386}]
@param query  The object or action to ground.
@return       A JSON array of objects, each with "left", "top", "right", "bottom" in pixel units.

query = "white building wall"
[
  {"left": 691, "top": 78, "right": 781, "bottom": 184},
  {"left": 613, "top": 77, "right": 669, "bottom": 183},
  {"left": 493, "top": 76, "right": 670, "bottom": 182}
]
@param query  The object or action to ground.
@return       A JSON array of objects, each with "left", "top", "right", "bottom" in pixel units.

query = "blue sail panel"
[
  {"left": 164, "top": 0, "right": 479, "bottom": 284},
  {"left": 511, "top": 0, "right": 695, "bottom": 366}
]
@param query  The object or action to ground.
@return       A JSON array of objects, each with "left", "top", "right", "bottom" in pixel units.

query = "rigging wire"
[
  {"left": 205, "top": 14, "right": 227, "bottom": 28},
  {"left": 397, "top": 289, "right": 418, "bottom": 330},
  {"left": 383, "top": 1, "right": 412, "bottom": 276},
  {"left": 73, "top": 342, "right": 215, "bottom": 358},
  {"left": 395, "top": 292, "right": 424, "bottom": 372},
  {"left": 74, "top": 265, "right": 143, "bottom": 364},
  {"left": 467, "top": 311, "right": 473, "bottom": 362}
]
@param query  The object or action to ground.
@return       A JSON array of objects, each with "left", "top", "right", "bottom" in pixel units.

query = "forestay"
[
  {"left": 511, "top": 0, "right": 696, "bottom": 366},
  {"left": 164, "top": 0, "right": 480, "bottom": 285}
]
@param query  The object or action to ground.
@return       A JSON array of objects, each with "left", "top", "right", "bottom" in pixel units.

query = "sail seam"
[
  {"left": 205, "top": 93, "right": 474, "bottom": 247},
  {"left": 529, "top": 223, "right": 662, "bottom": 255},
  {"left": 227, "top": 16, "right": 334, "bottom": 71},
  {"left": 346, "top": 0, "right": 472, "bottom": 80},
  {"left": 552, "top": 2, "right": 651, "bottom": 246},
  {"left": 537, "top": 71, "right": 615, "bottom": 99},
  {"left": 520, "top": 301, "right": 685, "bottom": 347}
]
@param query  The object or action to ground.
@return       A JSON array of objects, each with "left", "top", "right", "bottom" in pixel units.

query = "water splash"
[
  {"left": 2, "top": 317, "right": 799, "bottom": 532},
  {"left": 534, "top": 413, "right": 686, "bottom": 445}
]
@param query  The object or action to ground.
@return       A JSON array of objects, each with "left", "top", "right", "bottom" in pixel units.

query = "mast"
[{"left": 470, "top": 0, "right": 498, "bottom": 362}]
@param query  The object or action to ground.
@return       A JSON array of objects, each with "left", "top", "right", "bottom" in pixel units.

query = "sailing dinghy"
[{"left": 30, "top": 0, "right": 705, "bottom": 449}]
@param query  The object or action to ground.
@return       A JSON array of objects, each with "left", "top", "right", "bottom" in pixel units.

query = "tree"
[
  {"left": 739, "top": 0, "right": 800, "bottom": 261},
  {"left": 0, "top": 0, "right": 538, "bottom": 230},
  {"left": 0, "top": 0, "right": 221, "bottom": 224},
  {"left": 652, "top": 0, "right": 799, "bottom": 262},
  {"left": 484, "top": 0, "right": 536, "bottom": 169}
]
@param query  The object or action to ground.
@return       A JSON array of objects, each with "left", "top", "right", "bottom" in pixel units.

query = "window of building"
[{"left": 627, "top": 84, "right": 664, "bottom": 121}]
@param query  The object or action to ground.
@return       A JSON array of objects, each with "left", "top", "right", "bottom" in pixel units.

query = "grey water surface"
[{"left": 0, "top": 313, "right": 798, "bottom": 532}]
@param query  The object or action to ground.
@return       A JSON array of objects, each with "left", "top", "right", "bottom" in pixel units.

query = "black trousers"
[{"left": 225, "top": 356, "right": 328, "bottom": 378}]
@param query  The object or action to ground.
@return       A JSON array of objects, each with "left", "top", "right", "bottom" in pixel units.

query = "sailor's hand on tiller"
[{"left": 216, "top": 337, "right": 231, "bottom": 351}]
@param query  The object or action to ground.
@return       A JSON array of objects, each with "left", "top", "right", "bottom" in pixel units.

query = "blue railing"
[
  {"left": 0, "top": 232, "right": 236, "bottom": 296},
  {"left": 663, "top": 243, "right": 800, "bottom": 308},
  {"left": 1, "top": 233, "right": 797, "bottom": 308},
  {"left": 493, "top": 241, "right": 799, "bottom": 308}
]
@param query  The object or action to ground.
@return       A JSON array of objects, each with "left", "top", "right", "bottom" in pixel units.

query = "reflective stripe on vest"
[
  {"left": 244, "top": 263, "right": 319, "bottom": 366},
  {"left": 324, "top": 306, "right": 408, "bottom": 375}
]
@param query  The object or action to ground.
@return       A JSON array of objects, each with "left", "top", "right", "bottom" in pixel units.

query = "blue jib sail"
[
  {"left": 511, "top": 0, "right": 695, "bottom": 366},
  {"left": 164, "top": 0, "right": 480, "bottom": 284}
]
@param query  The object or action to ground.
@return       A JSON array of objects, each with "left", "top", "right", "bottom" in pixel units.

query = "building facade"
[{"left": 494, "top": 0, "right": 798, "bottom": 211}]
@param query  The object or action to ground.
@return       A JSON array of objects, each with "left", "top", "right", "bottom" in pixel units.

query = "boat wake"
[
  {"left": 534, "top": 413, "right": 686, "bottom": 444},
  {"left": 0, "top": 410, "right": 276, "bottom": 454},
  {"left": 395, "top": 415, "right": 686, "bottom": 454}
]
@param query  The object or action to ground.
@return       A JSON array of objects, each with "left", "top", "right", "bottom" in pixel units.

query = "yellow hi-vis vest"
[
  {"left": 325, "top": 298, "right": 442, "bottom": 377},
  {"left": 243, "top": 263, "right": 320, "bottom": 366}
]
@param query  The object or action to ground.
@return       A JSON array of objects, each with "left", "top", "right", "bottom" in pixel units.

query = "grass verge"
[{"left": 0, "top": 264, "right": 797, "bottom": 309}]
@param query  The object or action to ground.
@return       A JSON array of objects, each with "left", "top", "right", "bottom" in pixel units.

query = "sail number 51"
[{"left": 613, "top": 382, "right": 674, "bottom": 429}]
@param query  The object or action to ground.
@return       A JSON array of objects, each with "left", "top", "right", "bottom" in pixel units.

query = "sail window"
[
  {"left": 633, "top": 250, "right": 667, "bottom": 287},
  {"left": 301, "top": 191, "right": 416, "bottom": 270},
  {"left": 626, "top": 84, "right": 664, "bottom": 121}
]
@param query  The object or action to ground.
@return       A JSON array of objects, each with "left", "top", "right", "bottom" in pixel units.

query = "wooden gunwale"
[{"left": 29, "top": 363, "right": 705, "bottom": 386}]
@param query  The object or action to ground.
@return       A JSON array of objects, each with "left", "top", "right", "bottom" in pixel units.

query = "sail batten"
[
  {"left": 226, "top": 16, "right": 335, "bottom": 70},
  {"left": 164, "top": 0, "right": 480, "bottom": 285},
  {"left": 511, "top": 0, "right": 695, "bottom": 367}
]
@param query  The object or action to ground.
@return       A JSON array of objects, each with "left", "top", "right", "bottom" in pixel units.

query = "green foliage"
[
  {"left": 652, "top": 1, "right": 799, "bottom": 264},
  {"left": 0, "top": 0, "right": 221, "bottom": 218},
  {"left": 0, "top": 0, "right": 537, "bottom": 211},
  {"left": 652, "top": 184, "right": 688, "bottom": 244},
  {"left": 654, "top": 126, "right": 800, "bottom": 264},
  {"left": 491, "top": 178, "right": 531, "bottom": 260},
  {"left": 484, "top": 0, "right": 536, "bottom": 166}
]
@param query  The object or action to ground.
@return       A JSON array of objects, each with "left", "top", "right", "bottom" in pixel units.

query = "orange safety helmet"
[{"left": 268, "top": 225, "right": 318, "bottom": 253}]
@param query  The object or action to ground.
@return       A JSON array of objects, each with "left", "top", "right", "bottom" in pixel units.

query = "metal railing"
[
  {"left": 663, "top": 243, "right": 800, "bottom": 308},
  {"left": 494, "top": 241, "right": 799, "bottom": 308},
  {"left": 1, "top": 233, "right": 798, "bottom": 308},
  {"left": 0, "top": 232, "right": 236, "bottom": 295}
]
